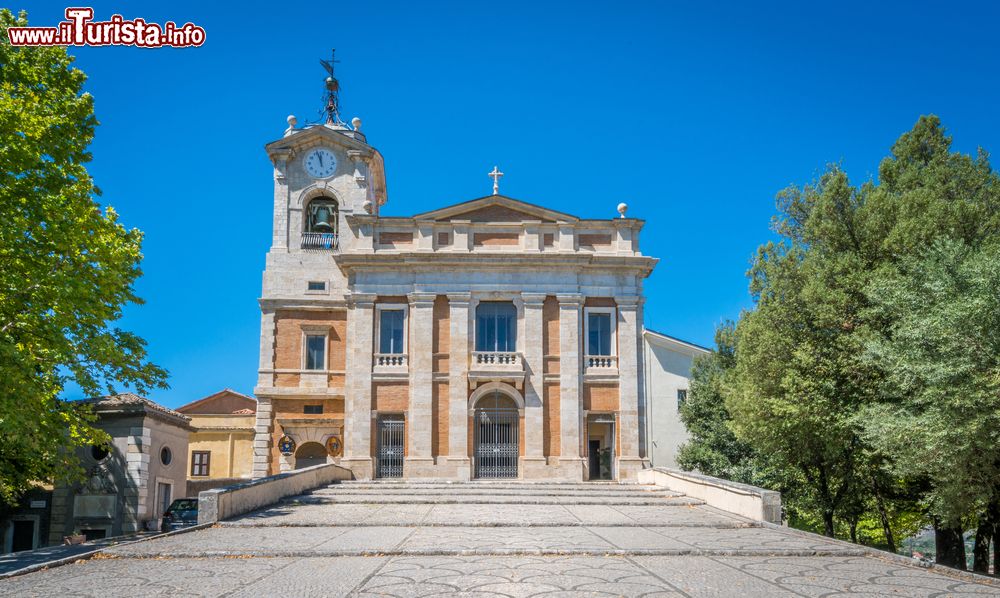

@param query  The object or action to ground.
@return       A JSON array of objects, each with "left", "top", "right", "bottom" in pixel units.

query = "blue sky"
[{"left": 19, "top": 1, "right": 1000, "bottom": 408}]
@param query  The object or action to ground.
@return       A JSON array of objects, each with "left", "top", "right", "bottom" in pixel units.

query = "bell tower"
[{"left": 261, "top": 52, "right": 387, "bottom": 257}]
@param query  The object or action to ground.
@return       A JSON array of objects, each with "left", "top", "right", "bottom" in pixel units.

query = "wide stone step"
[
  {"left": 224, "top": 502, "right": 754, "bottom": 528},
  {"left": 311, "top": 487, "right": 684, "bottom": 499},
  {"left": 107, "top": 525, "right": 866, "bottom": 558},
  {"left": 287, "top": 493, "right": 704, "bottom": 506},
  {"left": 330, "top": 482, "right": 664, "bottom": 491}
]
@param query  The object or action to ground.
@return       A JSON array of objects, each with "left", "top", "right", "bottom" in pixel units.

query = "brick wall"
[
  {"left": 373, "top": 381, "right": 409, "bottom": 412},
  {"left": 432, "top": 381, "right": 449, "bottom": 457},
  {"left": 583, "top": 383, "right": 620, "bottom": 411},
  {"left": 473, "top": 232, "right": 520, "bottom": 246},
  {"left": 544, "top": 382, "right": 561, "bottom": 457},
  {"left": 543, "top": 296, "right": 560, "bottom": 373},
  {"left": 273, "top": 310, "right": 347, "bottom": 387},
  {"left": 433, "top": 295, "right": 450, "bottom": 372}
]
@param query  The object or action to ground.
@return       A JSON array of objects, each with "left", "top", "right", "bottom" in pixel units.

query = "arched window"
[
  {"left": 305, "top": 198, "right": 338, "bottom": 234},
  {"left": 302, "top": 198, "right": 339, "bottom": 249}
]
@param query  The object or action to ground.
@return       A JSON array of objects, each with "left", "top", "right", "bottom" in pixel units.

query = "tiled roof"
[{"left": 83, "top": 393, "right": 191, "bottom": 424}]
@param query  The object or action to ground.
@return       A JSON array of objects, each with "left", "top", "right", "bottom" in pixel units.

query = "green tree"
[
  {"left": 861, "top": 239, "right": 1000, "bottom": 571},
  {"left": 677, "top": 321, "right": 769, "bottom": 486},
  {"left": 0, "top": 10, "right": 167, "bottom": 507},
  {"left": 728, "top": 115, "right": 1000, "bottom": 557}
]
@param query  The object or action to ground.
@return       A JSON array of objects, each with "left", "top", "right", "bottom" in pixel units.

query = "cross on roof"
[{"left": 488, "top": 166, "right": 504, "bottom": 195}]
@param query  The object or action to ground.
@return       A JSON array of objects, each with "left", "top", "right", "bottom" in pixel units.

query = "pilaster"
[
  {"left": 616, "top": 295, "right": 646, "bottom": 479},
  {"left": 521, "top": 293, "right": 547, "bottom": 475},
  {"left": 446, "top": 292, "right": 472, "bottom": 480},
  {"left": 257, "top": 309, "right": 275, "bottom": 388},
  {"left": 406, "top": 292, "right": 436, "bottom": 476},
  {"left": 557, "top": 294, "right": 585, "bottom": 479},
  {"left": 251, "top": 396, "right": 272, "bottom": 479},
  {"left": 270, "top": 148, "right": 291, "bottom": 251},
  {"left": 342, "top": 293, "right": 376, "bottom": 479}
]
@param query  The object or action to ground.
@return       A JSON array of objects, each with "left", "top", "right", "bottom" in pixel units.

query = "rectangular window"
[
  {"left": 587, "top": 312, "right": 612, "bottom": 356},
  {"left": 437, "top": 232, "right": 450, "bottom": 246},
  {"left": 305, "top": 334, "right": 326, "bottom": 370},
  {"left": 378, "top": 309, "right": 405, "bottom": 354},
  {"left": 475, "top": 302, "right": 517, "bottom": 352},
  {"left": 307, "top": 281, "right": 326, "bottom": 291},
  {"left": 191, "top": 451, "right": 210, "bottom": 477},
  {"left": 677, "top": 389, "right": 688, "bottom": 406},
  {"left": 303, "top": 404, "right": 323, "bottom": 414}
]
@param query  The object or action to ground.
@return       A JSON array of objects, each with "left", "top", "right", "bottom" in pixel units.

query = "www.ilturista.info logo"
[{"left": 7, "top": 8, "right": 205, "bottom": 48}]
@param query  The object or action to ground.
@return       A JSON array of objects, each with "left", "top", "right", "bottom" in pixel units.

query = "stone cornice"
[
  {"left": 259, "top": 297, "right": 348, "bottom": 311},
  {"left": 334, "top": 253, "right": 658, "bottom": 277}
]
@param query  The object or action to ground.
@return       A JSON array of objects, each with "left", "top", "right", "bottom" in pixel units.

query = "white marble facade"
[{"left": 252, "top": 119, "right": 672, "bottom": 482}]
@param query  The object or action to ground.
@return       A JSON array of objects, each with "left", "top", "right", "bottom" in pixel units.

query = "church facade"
[{"left": 252, "top": 116, "right": 660, "bottom": 482}]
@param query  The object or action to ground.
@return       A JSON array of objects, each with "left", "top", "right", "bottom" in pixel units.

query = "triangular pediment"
[
  {"left": 414, "top": 195, "right": 579, "bottom": 223},
  {"left": 177, "top": 389, "right": 257, "bottom": 415},
  {"left": 264, "top": 124, "right": 372, "bottom": 158}
]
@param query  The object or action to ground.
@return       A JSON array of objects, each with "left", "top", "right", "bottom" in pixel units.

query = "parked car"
[{"left": 160, "top": 498, "right": 199, "bottom": 532}]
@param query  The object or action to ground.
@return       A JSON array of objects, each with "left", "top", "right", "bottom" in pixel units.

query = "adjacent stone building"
[
  {"left": 177, "top": 389, "right": 256, "bottom": 493},
  {"left": 48, "top": 394, "right": 191, "bottom": 544},
  {"left": 252, "top": 113, "right": 661, "bottom": 481}
]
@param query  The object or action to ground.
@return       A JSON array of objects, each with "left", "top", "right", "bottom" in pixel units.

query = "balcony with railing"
[
  {"left": 468, "top": 351, "right": 525, "bottom": 389},
  {"left": 585, "top": 354, "right": 619, "bottom": 376},
  {"left": 373, "top": 352, "right": 407, "bottom": 374},
  {"left": 301, "top": 232, "right": 339, "bottom": 250}
]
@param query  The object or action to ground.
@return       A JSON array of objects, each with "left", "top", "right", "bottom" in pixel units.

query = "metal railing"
[
  {"left": 301, "top": 232, "right": 339, "bottom": 250},
  {"left": 376, "top": 416, "right": 404, "bottom": 478}
]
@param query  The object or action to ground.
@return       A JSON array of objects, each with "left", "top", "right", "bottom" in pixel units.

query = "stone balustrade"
[
  {"left": 471, "top": 351, "right": 523, "bottom": 370},
  {"left": 373, "top": 352, "right": 407, "bottom": 372},
  {"left": 585, "top": 354, "right": 618, "bottom": 371}
]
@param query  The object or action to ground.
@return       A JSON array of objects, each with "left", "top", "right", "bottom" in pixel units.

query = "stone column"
[
  {"left": 406, "top": 292, "right": 436, "bottom": 477},
  {"left": 521, "top": 293, "right": 547, "bottom": 477},
  {"left": 446, "top": 292, "right": 472, "bottom": 480},
  {"left": 557, "top": 294, "right": 585, "bottom": 480},
  {"left": 616, "top": 295, "right": 646, "bottom": 480},
  {"left": 342, "top": 293, "right": 376, "bottom": 479}
]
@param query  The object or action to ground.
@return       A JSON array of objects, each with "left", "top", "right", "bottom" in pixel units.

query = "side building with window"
[
  {"left": 176, "top": 389, "right": 257, "bottom": 493},
  {"left": 47, "top": 394, "right": 191, "bottom": 546},
  {"left": 253, "top": 107, "right": 666, "bottom": 482},
  {"left": 642, "top": 329, "right": 711, "bottom": 468}
]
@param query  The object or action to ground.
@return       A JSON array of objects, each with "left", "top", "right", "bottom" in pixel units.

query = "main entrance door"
[
  {"left": 474, "top": 391, "right": 519, "bottom": 479},
  {"left": 376, "top": 415, "right": 404, "bottom": 478}
]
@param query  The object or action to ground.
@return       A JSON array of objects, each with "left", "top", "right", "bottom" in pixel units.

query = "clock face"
[{"left": 304, "top": 147, "right": 337, "bottom": 179}]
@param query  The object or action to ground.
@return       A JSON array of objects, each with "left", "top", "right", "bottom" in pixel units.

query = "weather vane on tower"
[{"left": 320, "top": 49, "right": 344, "bottom": 126}]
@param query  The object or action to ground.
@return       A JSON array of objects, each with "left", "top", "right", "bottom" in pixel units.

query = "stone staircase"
[
  {"left": 9, "top": 481, "right": 999, "bottom": 596},
  {"left": 104, "top": 481, "right": 863, "bottom": 558}
]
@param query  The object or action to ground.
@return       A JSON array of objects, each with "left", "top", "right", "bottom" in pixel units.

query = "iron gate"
[
  {"left": 376, "top": 416, "right": 404, "bottom": 478},
  {"left": 474, "top": 393, "right": 519, "bottom": 478}
]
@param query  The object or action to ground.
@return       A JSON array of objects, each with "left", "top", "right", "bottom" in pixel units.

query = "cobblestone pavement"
[{"left": 5, "top": 482, "right": 1000, "bottom": 596}]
